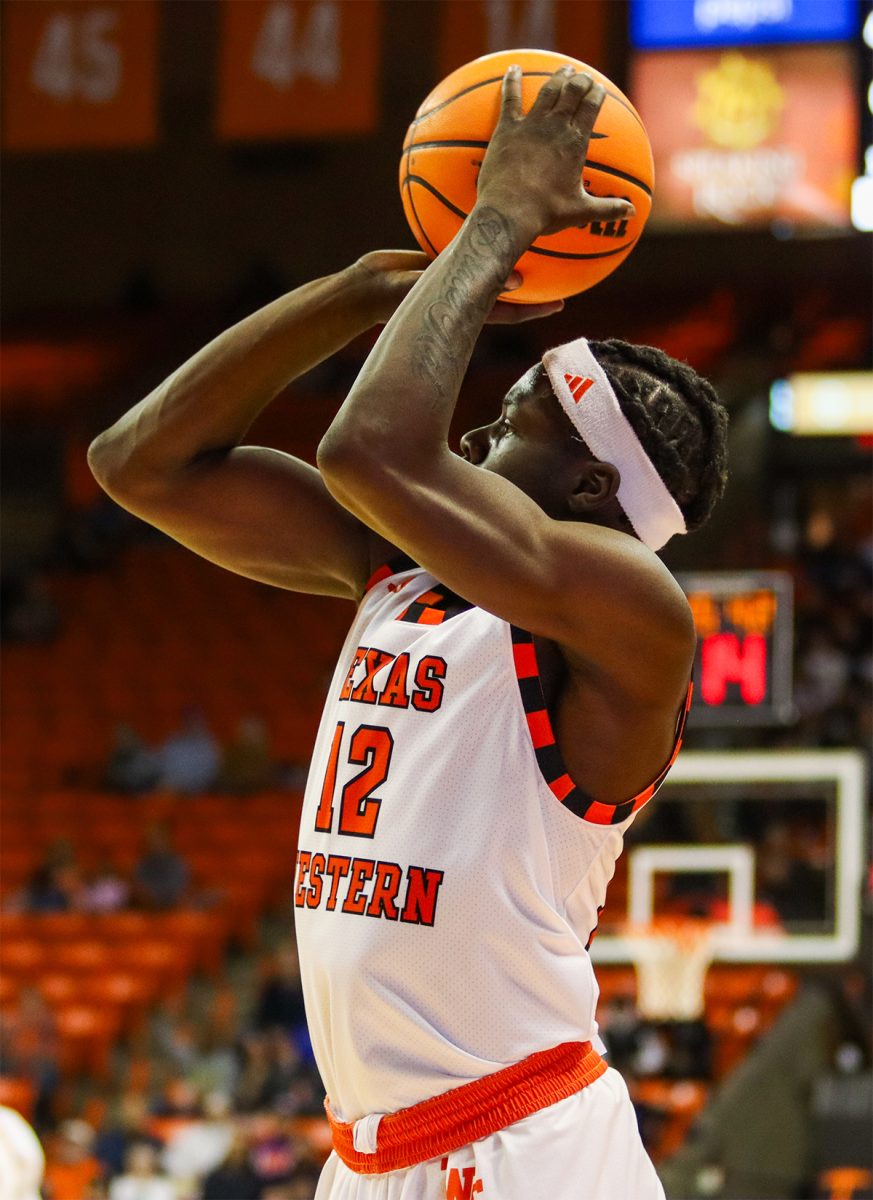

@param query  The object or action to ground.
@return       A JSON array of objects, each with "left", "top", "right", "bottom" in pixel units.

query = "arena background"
[{"left": 1, "top": 2, "right": 871, "bottom": 1198}]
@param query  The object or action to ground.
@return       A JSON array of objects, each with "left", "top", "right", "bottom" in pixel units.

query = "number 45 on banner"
[
  {"left": 2, "top": 0, "right": 157, "bottom": 151},
  {"left": 217, "top": 0, "right": 381, "bottom": 140}
]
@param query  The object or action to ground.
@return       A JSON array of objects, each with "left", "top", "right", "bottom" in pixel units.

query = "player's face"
[{"left": 459, "top": 364, "right": 589, "bottom": 517}]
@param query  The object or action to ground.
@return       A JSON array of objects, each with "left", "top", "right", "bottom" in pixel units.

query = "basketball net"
[{"left": 624, "top": 917, "right": 715, "bottom": 1022}]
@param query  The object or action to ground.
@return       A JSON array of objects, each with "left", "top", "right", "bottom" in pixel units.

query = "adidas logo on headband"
[{"left": 563, "top": 373, "right": 595, "bottom": 403}]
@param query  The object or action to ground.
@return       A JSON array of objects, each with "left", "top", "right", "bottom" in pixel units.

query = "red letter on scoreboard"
[{"left": 700, "top": 633, "right": 767, "bottom": 706}]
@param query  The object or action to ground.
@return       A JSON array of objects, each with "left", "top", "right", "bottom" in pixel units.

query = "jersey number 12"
[{"left": 313, "top": 721, "right": 394, "bottom": 838}]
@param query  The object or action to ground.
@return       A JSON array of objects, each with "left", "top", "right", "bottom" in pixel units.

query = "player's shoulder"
[
  {"left": 554, "top": 523, "right": 695, "bottom": 701},
  {"left": 560, "top": 520, "right": 693, "bottom": 632}
]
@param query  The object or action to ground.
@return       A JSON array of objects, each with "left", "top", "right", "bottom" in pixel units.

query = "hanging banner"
[
  {"left": 438, "top": 0, "right": 607, "bottom": 80},
  {"left": 2, "top": 0, "right": 158, "bottom": 151},
  {"left": 632, "top": 46, "right": 858, "bottom": 228},
  {"left": 217, "top": 0, "right": 381, "bottom": 140}
]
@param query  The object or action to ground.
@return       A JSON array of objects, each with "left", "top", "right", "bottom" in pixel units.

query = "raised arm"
[
  {"left": 318, "top": 68, "right": 693, "bottom": 698},
  {"left": 87, "top": 253, "right": 434, "bottom": 598},
  {"left": 89, "top": 248, "right": 559, "bottom": 600}
]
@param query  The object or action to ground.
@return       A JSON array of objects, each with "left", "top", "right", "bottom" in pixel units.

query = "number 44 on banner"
[
  {"left": 252, "top": 0, "right": 339, "bottom": 89},
  {"left": 217, "top": 0, "right": 381, "bottom": 141}
]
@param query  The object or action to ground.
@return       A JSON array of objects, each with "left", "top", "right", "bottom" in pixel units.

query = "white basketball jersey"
[{"left": 294, "top": 557, "right": 690, "bottom": 1124}]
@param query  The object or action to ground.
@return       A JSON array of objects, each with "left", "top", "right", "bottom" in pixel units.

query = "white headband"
[{"left": 542, "top": 336, "right": 687, "bottom": 552}]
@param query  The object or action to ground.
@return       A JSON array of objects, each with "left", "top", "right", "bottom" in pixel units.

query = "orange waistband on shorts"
[{"left": 325, "top": 1040, "right": 607, "bottom": 1176}]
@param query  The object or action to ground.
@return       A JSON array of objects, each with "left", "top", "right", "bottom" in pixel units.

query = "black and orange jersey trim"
[
  {"left": 510, "top": 626, "right": 693, "bottom": 827},
  {"left": 363, "top": 555, "right": 474, "bottom": 625},
  {"left": 364, "top": 553, "right": 418, "bottom": 596},
  {"left": 397, "top": 585, "right": 474, "bottom": 625}
]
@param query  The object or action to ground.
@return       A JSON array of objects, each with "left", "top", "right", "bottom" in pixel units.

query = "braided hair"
[{"left": 587, "top": 339, "right": 729, "bottom": 533}]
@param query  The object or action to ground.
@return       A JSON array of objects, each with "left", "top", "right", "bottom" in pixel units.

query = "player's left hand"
[
  {"left": 350, "top": 249, "right": 433, "bottom": 323},
  {"left": 485, "top": 273, "right": 564, "bottom": 322},
  {"left": 351, "top": 250, "right": 561, "bottom": 324}
]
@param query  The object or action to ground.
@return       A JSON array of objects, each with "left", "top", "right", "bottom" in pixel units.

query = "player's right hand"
[{"left": 476, "top": 65, "right": 635, "bottom": 241}]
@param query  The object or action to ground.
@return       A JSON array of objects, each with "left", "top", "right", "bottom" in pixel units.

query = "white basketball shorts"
[{"left": 315, "top": 1068, "right": 665, "bottom": 1200}]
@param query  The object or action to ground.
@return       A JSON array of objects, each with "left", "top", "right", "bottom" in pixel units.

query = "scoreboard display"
[{"left": 677, "top": 571, "right": 794, "bottom": 726}]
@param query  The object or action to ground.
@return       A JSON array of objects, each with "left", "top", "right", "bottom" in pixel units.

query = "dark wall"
[{"left": 3, "top": 0, "right": 445, "bottom": 317}]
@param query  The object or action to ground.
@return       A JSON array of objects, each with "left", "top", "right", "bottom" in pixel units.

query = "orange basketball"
[{"left": 399, "top": 49, "right": 654, "bottom": 304}]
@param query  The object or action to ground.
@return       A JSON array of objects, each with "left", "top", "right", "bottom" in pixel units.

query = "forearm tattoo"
[{"left": 413, "top": 207, "right": 518, "bottom": 401}]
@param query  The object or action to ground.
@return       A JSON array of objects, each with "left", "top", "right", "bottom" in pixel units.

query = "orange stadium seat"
[
  {"left": 85, "top": 972, "right": 156, "bottom": 1037},
  {"left": 55, "top": 1003, "right": 121, "bottom": 1079},
  {"left": 17, "top": 913, "right": 93, "bottom": 943},
  {"left": 155, "top": 910, "right": 229, "bottom": 977},
  {"left": 1, "top": 940, "right": 46, "bottom": 980},
  {"left": 114, "top": 938, "right": 193, "bottom": 997},
  {"left": 53, "top": 940, "right": 112, "bottom": 976},
  {"left": 37, "top": 973, "right": 81, "bottom": 1007},
  {"left": 0, "top": 913, "right": 38, "bottom": 943},
  {"left": 0, "top": 842, "right": 32, "bottom": 873},
  {"left": 0, "top": 1077, "right": 37, "bottom": 1120},
  {"left": 0, "top": 975, "right": 21, "bottom": 1009},
  {"left": 217, "top": 883, "right": 261, "bottom": 948},
  {"left": 91, "top": 911, "right": 153, "bottom": 944}
]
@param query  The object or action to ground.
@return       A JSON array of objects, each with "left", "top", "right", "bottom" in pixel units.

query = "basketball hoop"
[{"left": 623, "top": 917, "right": 716, "bottom": 1022}]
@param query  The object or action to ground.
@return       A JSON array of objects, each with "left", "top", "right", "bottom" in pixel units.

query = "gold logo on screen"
[{"left": 693, "top": 53, "right": 784, "bottom": 150}]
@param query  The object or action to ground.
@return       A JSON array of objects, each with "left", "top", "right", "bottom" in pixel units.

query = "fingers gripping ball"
[{"left": 399, "top": 49, "right": 654, "bottom": 304}]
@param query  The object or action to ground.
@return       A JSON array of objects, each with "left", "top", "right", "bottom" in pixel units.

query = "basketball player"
[{"left": 90, "top": 68, "right": 728, "bottom": 1198}]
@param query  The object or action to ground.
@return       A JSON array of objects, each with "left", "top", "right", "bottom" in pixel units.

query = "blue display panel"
[{"left": 631, "top": 0, "right": 858, "bottom": 49}]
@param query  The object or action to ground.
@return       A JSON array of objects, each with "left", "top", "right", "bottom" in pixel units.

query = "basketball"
[{"left": 399, "top": 48, "right": 654, "bottom": 304}]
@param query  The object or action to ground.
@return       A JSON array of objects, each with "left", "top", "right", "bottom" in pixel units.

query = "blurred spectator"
[
  {"left": 246, "top": 1114, "right": 301, "bottom": 1192},
  {"left": 19, "top": 840, "right": 82, "bottom": 913},
  {"left": 43, "top": 1119, "right": 103, "bottom": 1200},
  {"left": 757, "top": 822, "right": 827, "bottom": 924},
  {"left": 235, "top": 1031, "right": 319, "bottom": 1117},
  {"left": 133, "top": 826, "right": 190, "bottom": 910},
  {"left": 150, "top": 1077, "right": 202, "bottom": 1121},
  {"left": 797, "top": 630, "right": 851, "bottom": 717},
  {"left": 218, "top": 716, "right": 272, "bottom": 795},
  {"left": 79, "top": 858, "right": 130, "bottom": 914},
  {"left": 107, "top": 1144, "right": 174, "bottom": 1200},
  {"left": 276, "top": 761, "right": 310, "bottom": 792},
  {"left": 161, "top": 1092, "right": 234, "bottom": 1184},
  {"left": 284, "top": 1168, "right": 323, "bottom": 1199},
  {"left": 200, "top": 1130, "right": 262, "bottom": 1200},
  {"left": 95, "top": 1095, "right": 163, "bottom": 1180},
  {"left": 633, "top": 1025, "right": 671, "bottom": 1078},
  {"left": 155, "top": 1018, "right": 238, "bottom": 1098},
  {"left": 158, "top": 709, "right": 220, "bottom": 795},
  {"left": 599, "top": 995, "right": 643, "bottom": 1077},
  {"left": 0, "top": 987, "right": 59, "bottom": 1125},
  {"left": 20, "top": 864, "right": 71, "bottom": 914},
  {"left": 102, "top": 726, "right": 161, "bottom": 796},
  {"left": 253, "top": 943, "right": 307, "bottom": 1041},
  {"left": 1, "top": 573, "right": 60, "bottom": 643}
]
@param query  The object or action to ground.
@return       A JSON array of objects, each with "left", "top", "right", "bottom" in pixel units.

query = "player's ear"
[{"left": 567, "top": 460, "right": 620, "bottom": 515}]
